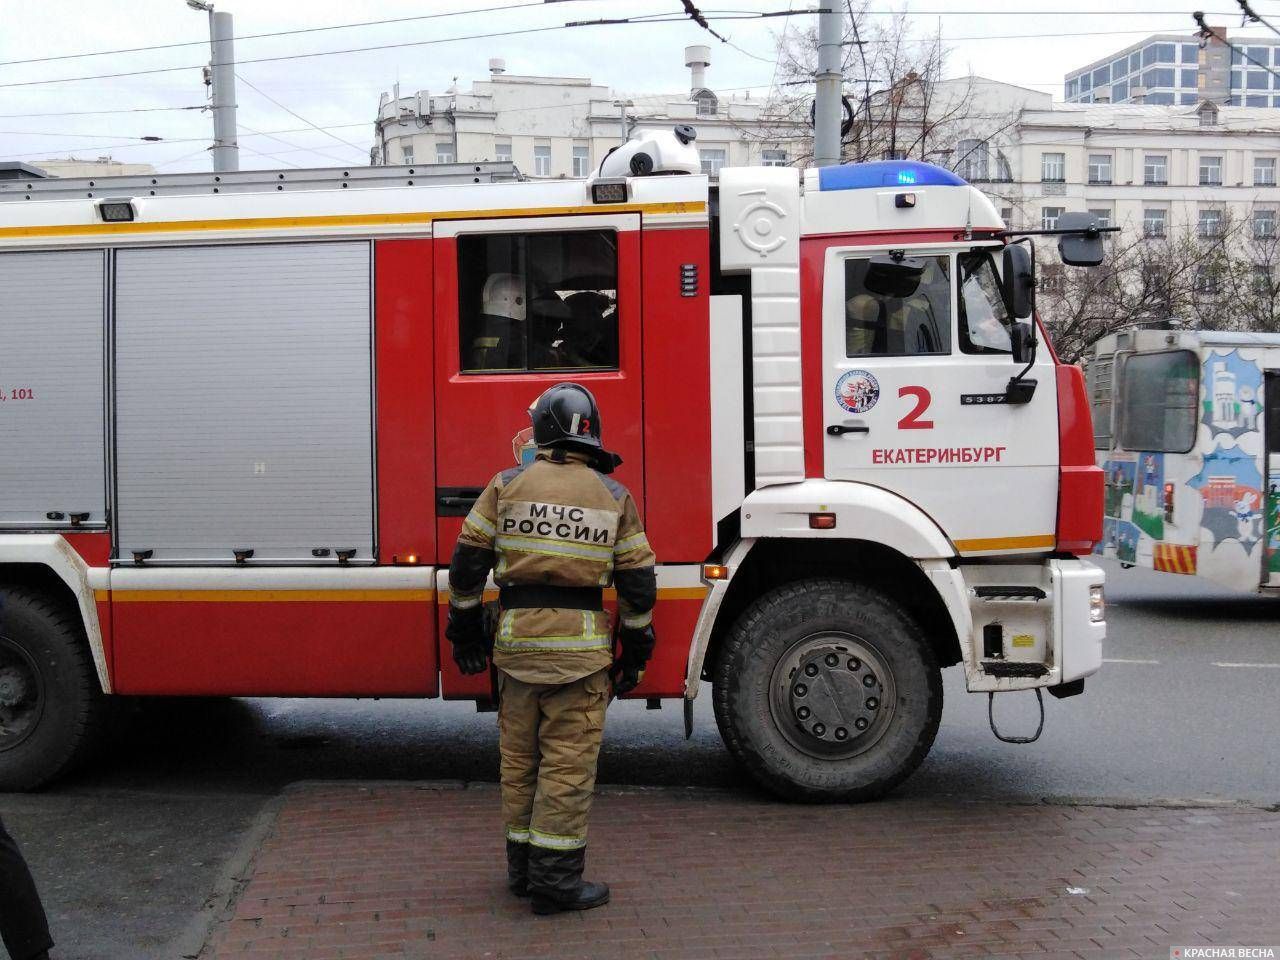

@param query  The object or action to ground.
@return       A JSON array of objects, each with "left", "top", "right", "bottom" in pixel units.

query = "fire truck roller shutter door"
[
  {"left": 113, "top": 243, "right": 374, "bottom": 563},
  {"left": 0, "top": 251, "right": 107, "bottom": 529}
]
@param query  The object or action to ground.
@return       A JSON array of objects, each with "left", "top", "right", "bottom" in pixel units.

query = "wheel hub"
[
  {"left": 769, "top": 633, "right": 897, "bottom": 760},
  {"left": 0, "top": 638, "right": 43, "bottom": 750},
  {"left": 0, "top": 665, "right": 28, "bottom": 708}
]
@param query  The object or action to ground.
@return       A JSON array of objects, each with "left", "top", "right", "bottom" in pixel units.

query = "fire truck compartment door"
[
  {"left": 431, "top": 214, "right": 645, "bottom": 565},
  {"left": 113, "top": 242, "right": 374, "bottom": 563},
  {"left": 0, "top": 250, "right": 107, "bottom": 529},
  {"left": 821, "top": 244, "right": 1060, "bottom": 555}
]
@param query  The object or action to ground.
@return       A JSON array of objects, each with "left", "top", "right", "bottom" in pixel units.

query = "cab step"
[
  {"left": 973, "top": 586, "right": 1047, "bottom": 601},
  {"left": 981, "top": 661, "right": 1049, "bottom": 678}
]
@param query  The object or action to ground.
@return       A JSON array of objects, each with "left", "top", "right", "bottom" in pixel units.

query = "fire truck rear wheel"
[
  {"left": 712, "top": 578, "right": 942, "bottom": 802},
  {"left": 0, "top": 586, "right": 105, "bottom": 791}
]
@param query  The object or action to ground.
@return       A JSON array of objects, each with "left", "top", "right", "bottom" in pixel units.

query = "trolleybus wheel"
[
  {"left": 0, "top": 586, "right": 104, "bottom": 791},
  {"left": 712, "top": 578, "right": 942, "bottom": 802}
]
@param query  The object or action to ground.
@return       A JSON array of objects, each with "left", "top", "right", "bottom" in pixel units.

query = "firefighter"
[
  {"left": 0, "top": 815, "right": 54, "bottom": 960},
  {"left": 445, "top": 382, "right": 656, "bottom": 915},
  {"left": 470, "top": 273, "right": 527, "bottom": 370}
]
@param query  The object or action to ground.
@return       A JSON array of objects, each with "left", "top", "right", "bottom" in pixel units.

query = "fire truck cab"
[{"left": 0, "top": 136, "right": 1105, "bottom": 800}]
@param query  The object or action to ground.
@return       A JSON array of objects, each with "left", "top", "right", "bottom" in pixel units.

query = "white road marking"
[
  {"left": 1213, "top": 661, "right": 1280, "bottom": 669},
  {"left": 1103, "top": 658, "right": 1160, "bottom": 664}
]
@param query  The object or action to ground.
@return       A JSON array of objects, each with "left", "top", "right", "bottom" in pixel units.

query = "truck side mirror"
[
  {"left": 1056, "top": 211, "right": 1105, "bottom": 266},
  {"left": 1011, "top": 319, "right": 1036, "bottom": 366},
  {"left": 1001, "top": 244, "right": 1035, "bottom": 319}
]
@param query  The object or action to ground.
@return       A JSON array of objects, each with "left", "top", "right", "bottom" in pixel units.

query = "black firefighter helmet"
[{"left": 528, "top": 382, "right": 622, "bottom": 473}]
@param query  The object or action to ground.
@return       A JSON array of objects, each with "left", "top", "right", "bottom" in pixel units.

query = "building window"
[
  {"left": 1254, "top": 264, "right": 1272, "bottom": 292},
  {"left": 533, "top": 144, "right": 551, "bottom": 177},
  {"left": 572, "top": 145, "right": 590, "bottom": 178},
  {"left": 1041, "top": 206, "right": 1065, "bottom": 230},
  {"left": 1198, "top": 208, "right": 1223, "bottom": 237},
  {"left": 495, "top": 141, "right": 512, "bottom": 163},
  {"left": 1256, "top": 156, "right": 1277, "bottom": 185},
  {"left": 1041, "top": 152, "right": 1065, "bottom": 183},
  {"left": 1143, "top": 208, "right": 1168, "bottom": 238},
  {"left": 1199, "top": 102, "right": 1219, "bottom": 126},
  {"left": 1199, "top": 155, "right": 1223, "bottom": 186},
  {"left": 1118, "top": 350, "right": 1198, "bottom": 453},
  {"left": 955, "top": 139, "right": 989, "bottom": 180},
  {"left": 843, "top": 255, "right": 951, "bottom": 356},
  {"left": 1255, "top": 207, "right": 1276, "bottom": 238},
  {"left": 699, "top": 148, "right": 727, "bottom": 176},
  {"left": 457, "top": 230, "right": 619, "bottom": 373},
  {"left": 1183, "top": 42, "right": 1199, "bottom": 63},
  {"left": 401, "top": 145, "right": 414, "bottom": 166},
  {"left": 435, "top": 143, "right": 454, "bottom": 164},
  {"left": 761, "top": 148, "right": 787, "bottom": 167},
  {"left": 694, "top": 90, "right": 717, "bottom": 116},
  {"left": 1088, "top": 208, "right": 1113, "bottom": 229},
  {"left": 1144, "top": 154, "right": 1168, "bottom": 185},
  {"left": 999, "top": 206, "right": 1015, "bottom": 226},
  {"left": 1194, "top": 267, "right": 1221, "bottom": 295},
  {"left": 1181, "top": 69, "right": 1198, "bottom": 88},
  {"left": 1087, "top": 154, "right": 1112, "bottom": 184}
]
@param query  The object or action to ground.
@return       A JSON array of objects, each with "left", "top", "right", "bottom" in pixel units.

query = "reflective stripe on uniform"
[
  {"left": 495, "top": 534, "right": 613, "bottom": 562},
  {"left": 529, "top": 829, "right": 586, "bottom": 850},
  {"left": 495, "top": 611, "right": 610, "bottom": 652},
  {"left": 615, "top": 532, "right": 649, "bottom": 555},
  {"left": 451, "top": 591, "right": 484, "bottom": 610},
  {"left": 506, "top": 826, "right": 530, "bottom": 844},
  {"left": 621, "top": 610, "right": 652, "bottom": 629},
  {"left": 463, "top": 510, "right": 496, "bottom": 539}
]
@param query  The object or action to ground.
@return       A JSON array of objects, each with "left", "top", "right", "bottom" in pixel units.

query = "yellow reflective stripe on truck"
[
  {"left": 0, "top": 201, "right": 707, "bottom": 240},
  {"left": 953, "top": 534, "right": 1055, "bottom": 553}
]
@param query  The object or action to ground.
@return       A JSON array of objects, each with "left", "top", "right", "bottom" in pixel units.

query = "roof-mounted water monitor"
[{"left": 596, "top": 126, "right": 702, "bottom": 178}]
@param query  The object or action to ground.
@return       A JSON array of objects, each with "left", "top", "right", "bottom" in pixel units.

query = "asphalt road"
[{"left": 3, "top": 557, "right": 1279, "bottom": 959}]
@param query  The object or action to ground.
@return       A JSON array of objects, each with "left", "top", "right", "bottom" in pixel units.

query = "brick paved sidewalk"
[{"left": 201, "top": 782, "right": 1280, "bottom": 960}]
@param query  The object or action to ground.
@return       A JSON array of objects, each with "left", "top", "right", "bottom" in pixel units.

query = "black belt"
[{"left": 499, "top": 585, "right": 604, "bottom": 611}]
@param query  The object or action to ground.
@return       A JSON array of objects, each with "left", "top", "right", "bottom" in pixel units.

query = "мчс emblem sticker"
[{"left": 835, "top": 369, "right": 880, "bottom": 414}]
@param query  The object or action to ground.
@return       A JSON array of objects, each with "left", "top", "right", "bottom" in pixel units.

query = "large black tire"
[
  {"left": 712, "top": 578, "right": 942, "bottom": 802},
  {"left": 0, "top": 586, "right": 105, "bottom": 791}
]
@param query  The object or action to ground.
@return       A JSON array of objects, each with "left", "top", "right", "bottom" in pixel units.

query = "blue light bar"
[{"left": 818, "top": 160, "right": 967, "bottom": 191}]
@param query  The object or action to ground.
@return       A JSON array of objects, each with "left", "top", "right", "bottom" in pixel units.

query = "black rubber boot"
[
  {"left": 506, "top": 839, "right": 530, "bottom": 897},
  {"left": 528, "top": 847, "right": 610, "bottom": 915}
]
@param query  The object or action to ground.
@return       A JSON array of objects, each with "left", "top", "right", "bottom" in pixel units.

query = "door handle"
[{"left": 827, "top": 424, "right": 870, "bottom": 436}]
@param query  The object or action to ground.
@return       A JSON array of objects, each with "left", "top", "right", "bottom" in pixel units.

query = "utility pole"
[
  {"left": 813, "top": 4, "right": 843, "bottom": 167},
  {"left": 188, "top": 1, "right": 239, "bottom": 172},
  {"left": 613, "top": 99, "right": 634, "bottom": 145}
]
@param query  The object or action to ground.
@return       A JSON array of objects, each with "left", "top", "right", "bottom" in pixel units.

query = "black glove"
[
  {"left": 610, "top": 623, "right": 655, "bottom": 696},
  {"left": 446, "top": 605, "right": 489, "bottom": 675}
]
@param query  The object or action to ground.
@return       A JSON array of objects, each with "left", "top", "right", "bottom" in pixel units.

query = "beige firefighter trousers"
[{"left": 498, "top": 668, "right": 610, "bottom": 851}]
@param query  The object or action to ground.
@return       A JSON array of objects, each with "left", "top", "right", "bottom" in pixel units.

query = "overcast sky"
[{"left": 1, "top": 0, "right": 1278, "bottom": 173}]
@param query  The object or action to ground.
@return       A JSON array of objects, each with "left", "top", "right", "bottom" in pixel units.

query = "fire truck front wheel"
[
  {"left": 0, "top": 586, "right": 105, "bottom": 791},
  {"left": 712, "top": 579, "right": 942, "bottom": 802}
]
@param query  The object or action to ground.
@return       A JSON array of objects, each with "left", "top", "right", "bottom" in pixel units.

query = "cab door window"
[
  {"left": 458, "top": 230, "right": 619, "bottom": 373},
  {"left": 957, "top": 250, "right": 1013, "bottom": 354},
  {"left": 843, "top": 255, "right": 951, "bottom": 356}
]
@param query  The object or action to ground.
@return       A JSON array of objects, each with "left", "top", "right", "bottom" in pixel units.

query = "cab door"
[{"left": 820, "top": 242, "right": 1060, "bottom": 555}]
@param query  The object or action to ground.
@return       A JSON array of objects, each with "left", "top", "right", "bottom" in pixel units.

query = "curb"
[{"left": 179, "top": 793, "right": 285, "bottom": 960}]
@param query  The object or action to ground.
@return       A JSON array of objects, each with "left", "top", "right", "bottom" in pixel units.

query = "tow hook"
[{"left": 987, "top": 688, "right": 1045, "bottom": 744}]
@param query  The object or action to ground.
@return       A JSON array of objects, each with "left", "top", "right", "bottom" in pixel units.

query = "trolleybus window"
[
  {"left": 844, "top": 255, "right": 951, "bottom": 356},
  {"left": 458, "top": 229, "right": 619, "bottom": 373},
  {"left": 1118, "top": 350, "right": 1198, "bottom": 453},
  {"left": 957, "top": 250, "right": 1013, "bottom": 354}
]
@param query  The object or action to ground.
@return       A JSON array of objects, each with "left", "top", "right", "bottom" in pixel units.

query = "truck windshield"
[{"left": 957, "top": 251, "right": 1013, "bottom": 355}]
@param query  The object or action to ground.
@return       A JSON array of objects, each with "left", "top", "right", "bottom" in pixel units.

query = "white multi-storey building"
[{"left": 370, "top": 47, "right": 804, "bottom": 178}]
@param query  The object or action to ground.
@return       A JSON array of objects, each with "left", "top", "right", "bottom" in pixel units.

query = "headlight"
[{"left": 1089, "top": 584, "right": 1105, "bottom": 623}]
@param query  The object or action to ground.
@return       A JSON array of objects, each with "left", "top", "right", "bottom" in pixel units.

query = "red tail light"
[{"left": 1055, "top": 364, "right": 1103, "bottom": 555}]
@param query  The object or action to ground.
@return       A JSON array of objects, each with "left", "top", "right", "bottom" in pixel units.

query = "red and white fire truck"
[{"left": 0, "top": 130, "right": 1106, "bottom": 800}]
